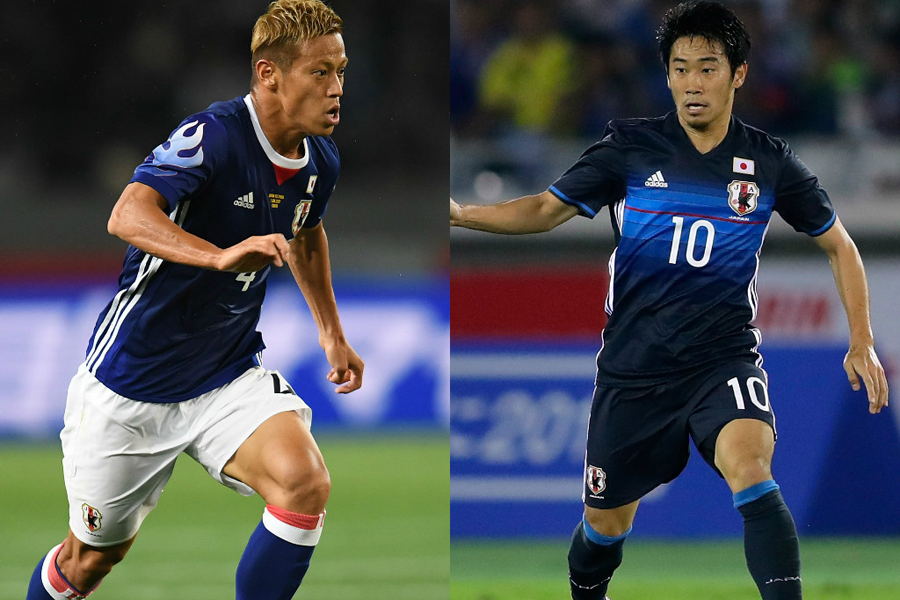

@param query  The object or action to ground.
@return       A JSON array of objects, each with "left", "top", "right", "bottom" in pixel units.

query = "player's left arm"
[
  {"left": 287, "top": 222, "right": 363, "bottom": 394},
  {"left": 815, "top": 216, "right": 889, "bottom": 413}
]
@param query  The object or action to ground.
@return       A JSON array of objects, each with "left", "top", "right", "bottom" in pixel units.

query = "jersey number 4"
[
  {"left": 668, "top": 216, "right": 715, "bottom": 267},
  {"left": 236, "top": 271, "right": 256, "bottom": 291}
]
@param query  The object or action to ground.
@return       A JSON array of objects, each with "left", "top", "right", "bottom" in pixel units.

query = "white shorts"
[{"left": 61, "top": 363, "right": 312, "bottom": 547}]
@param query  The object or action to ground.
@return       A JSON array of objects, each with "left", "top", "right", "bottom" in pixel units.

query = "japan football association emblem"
[
  {"left": 727, "top": 180, "right": 759, "bottom": 216},
  {"left": 82, "top": 503, "right": 102, "bottom": 532},
  {"left": 587, "top": 465, "right": 606, "bottom": 495},
  {"left": 291, "top": 200, "right": 313, "bottom": 235}
]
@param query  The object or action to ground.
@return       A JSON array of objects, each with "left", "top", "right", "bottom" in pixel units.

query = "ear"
[
  {"left": 732, "top": 62, "right": 748, "bottom": 90},
  {"left": 254, "top": 59, "right": 280, "bottom": 91}
]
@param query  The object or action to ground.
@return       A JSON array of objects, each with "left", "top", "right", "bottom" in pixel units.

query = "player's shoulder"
[
  {"left": 306, "top": 135, "right": 340, "bottom": 168},
  {"left": 602, "top": 114, "right": 669, "bottom": 141},
  {"left": 164, "top": 97, "right": 243, "bottom": 150},
  {"left": 199, "top": 96, "right": 247, "bottom": 121},
  {"left": 733, "top": 116, "right": 791, "bottom": 158}
]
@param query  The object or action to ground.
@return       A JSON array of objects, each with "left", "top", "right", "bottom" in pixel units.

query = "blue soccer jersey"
[
  {"left": 549, "top": 112, "right": 835, "bottom": 386},
  {"left": 85, "top": 95, "right": 339, "bottom": 402}
]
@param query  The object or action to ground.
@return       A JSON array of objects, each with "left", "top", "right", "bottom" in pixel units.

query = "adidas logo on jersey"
[
  {"left": 644, "top": 171, "right": 668, "bottom": 188},
  {"left": 234, "top": 192, "right": 255, "bottom": 209}
]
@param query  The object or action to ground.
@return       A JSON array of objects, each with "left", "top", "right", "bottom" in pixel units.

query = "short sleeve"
[
  {"left": 773, "top": 145, "right": 836, "bottom": 236},
  {"left": 130, "top": 114, "right": 227, "bottom": 213},
  {"left": 548, "top": 124, "right": 627, "bottom": 218}
]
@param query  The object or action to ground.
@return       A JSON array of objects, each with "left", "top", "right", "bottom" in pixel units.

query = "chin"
[
  {"left": 682, "top": 112, "right": 713, "bottom": 130},
  {"left": 315, "top": 124, "right": 336, "bottom": 137}
]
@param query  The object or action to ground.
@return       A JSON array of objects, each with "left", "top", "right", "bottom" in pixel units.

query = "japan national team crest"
[
  {"left": 587, "top": 465, "right": 607, "bottom": 495},
  {"left": 727, "top": 180, "right": 759, "bottom": 216},
  {"left": 291, "top": 200, "right": 313, "bottom": 235},
  {"left": 82, "top": 503, "right": 102, "bottom": 532}
]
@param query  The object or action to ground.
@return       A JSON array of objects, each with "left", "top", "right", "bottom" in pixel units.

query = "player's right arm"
[
  {"left": 450, "top": 191, "right": 579, "bottom": 234},
  {"left": 108, "top": 181, "right": 289, "bottom": 272}
]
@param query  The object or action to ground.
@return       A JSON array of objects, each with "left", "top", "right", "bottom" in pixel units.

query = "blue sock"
[
  {"left": 735, "top": 481, "right": 802, "bottom": 600},
  {"left": 568, "top": 516, "right": 631, "bottom": 600},
  {"left": 27, "top": 543, "right": 92, "bottom": 600},
  {"left": 235, "top": 506, "right": 325, "bottom": 600},
  {"left": 26, "top": 556, "right": 54, "bottom": 600}
]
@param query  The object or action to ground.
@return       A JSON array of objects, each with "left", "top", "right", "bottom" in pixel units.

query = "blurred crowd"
[{"left": 451, "top": 0, "right": 900, "bottom": 141}]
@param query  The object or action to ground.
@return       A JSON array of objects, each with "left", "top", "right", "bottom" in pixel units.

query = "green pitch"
[
  {"left": 452, "top": 537, "right": 900, "bottom": 600},
  {"left": 0, "top": 432, "right": 449, "bottom": 600}
]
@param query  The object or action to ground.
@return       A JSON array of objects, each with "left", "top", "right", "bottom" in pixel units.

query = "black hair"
[{"left": 656, "top": 1, "right": 751, "bottom": 75}]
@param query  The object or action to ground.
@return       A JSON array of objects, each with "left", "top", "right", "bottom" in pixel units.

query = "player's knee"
[
  {"left": 278, "top": 462, "right": 331, "bottom": 513},
  {"left": 583, "top": 506, "right": 633, "bottom": 538},
  {"left": 718, "top": 455, "right": 772, "bottom": 492},
  {"left": 62, "top": 543, "right": 129, "bottom": 589}
]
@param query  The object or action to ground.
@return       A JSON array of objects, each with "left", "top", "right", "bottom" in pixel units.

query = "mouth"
[
  {"left": 684, "top": 101, "right": 707, "bottom": 116},
  {"left": 326, "top": 105, "right": 340, "bottom": 126}
]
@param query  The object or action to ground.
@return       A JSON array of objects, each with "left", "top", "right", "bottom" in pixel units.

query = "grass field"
[
  {"left": 452, "top": 537, "right": 900, "bottom": 600},
  {"left": 0, "top": 432, "right": 449, "bottom": 600}
]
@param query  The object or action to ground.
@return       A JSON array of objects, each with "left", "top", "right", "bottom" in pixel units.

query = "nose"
[
  {"left": 686, "top": 72, "right": 703, "bottom": 94},
  {"left": 329, "top": 73, "right": 343, "bottom": 97}
]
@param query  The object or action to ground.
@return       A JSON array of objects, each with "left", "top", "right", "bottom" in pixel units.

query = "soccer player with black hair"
[
  {"left": 451, "top": 2, "right": 889, "bottom": 599},
  {"left": 26, "top": 1, "right": 363, "bottom": 599}
]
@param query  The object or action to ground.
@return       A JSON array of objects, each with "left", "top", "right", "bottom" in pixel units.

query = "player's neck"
[
  {"left": 249, "top": 92, "right": 308, "bottom": 160},
  {"left": 677, "top": 111, "right": 732, "bottom": 154}
]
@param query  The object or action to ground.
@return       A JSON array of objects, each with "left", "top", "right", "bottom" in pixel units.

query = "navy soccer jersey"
[
  {"left": 85, "top": 95, "right": 339, "bottom": 403},
  {"left": 549, "top": 112, "right": 835, "bottom": 386}
]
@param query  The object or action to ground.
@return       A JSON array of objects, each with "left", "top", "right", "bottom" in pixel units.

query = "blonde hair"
[{"left": 251, "top": 0, "right": 343, "bottom": 83}]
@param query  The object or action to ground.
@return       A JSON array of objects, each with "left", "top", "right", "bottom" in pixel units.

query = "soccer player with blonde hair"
[{"left": 27, "top": 2, "right": 360, "bottom": 598}]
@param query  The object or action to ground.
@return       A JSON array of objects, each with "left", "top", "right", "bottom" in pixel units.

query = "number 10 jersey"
[{"left": 548, "top": 112, "right": 835, "bottom": 387}]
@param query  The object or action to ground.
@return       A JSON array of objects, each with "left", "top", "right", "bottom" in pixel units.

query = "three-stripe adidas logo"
[
  {"left": 644, "top": 171, "right": 668, "bottom": 188},
  {"left": 234, "top": 191, "right": 255, "bottom": 209}
]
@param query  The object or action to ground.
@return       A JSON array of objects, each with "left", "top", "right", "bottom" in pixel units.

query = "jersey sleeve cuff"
[
  {"left": 808, "top": 212, "right": 836, "bottom": 237},
  {"left": 549, "top": 185, "right": 597, "bottom": 218},
  {"left": 130, "top": 172, "right": 183, "bottom": 213}
]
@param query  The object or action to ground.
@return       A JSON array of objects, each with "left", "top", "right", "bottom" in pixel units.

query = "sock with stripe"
[
  {"left": 235, "top": 505, "right": 325, "bottom": 600},
  {"left": 567, "top": 516, "right": 630, "bottom": 600},
  {"left": 27, "top": 542, "right": 98, "bottom": 600},
  {"left": 735, "top": 480, "right": 802, "bottom": 600}
]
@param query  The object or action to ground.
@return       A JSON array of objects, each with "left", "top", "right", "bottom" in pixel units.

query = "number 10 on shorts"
[{"left": 727, "top": 376, "right": 770, "bottom": 411}]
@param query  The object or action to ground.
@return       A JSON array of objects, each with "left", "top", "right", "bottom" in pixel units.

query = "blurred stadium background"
[
  {"left": 451, "top": 0, "right": 900, "bottom": 598},
  {"left": 0, "top": 1, "right": 448, "bottom": 599}
]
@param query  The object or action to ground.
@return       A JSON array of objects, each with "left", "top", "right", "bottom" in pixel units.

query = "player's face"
[
  {"left": 666, "top": 36, "right": 746, "bottom": 133},
  {"left": 280, "top": 33, "right": 347, "bottom": 137}
]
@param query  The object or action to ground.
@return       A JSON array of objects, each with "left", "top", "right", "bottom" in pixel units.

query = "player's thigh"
[
  {"left": 688, "top": 361, "right": 776, "bottom": 478},
  {"left": 186, "top": 367, "right": 324, "bottom": 507},
  {"left": 583, "top": 383, "right": 691, "bottom": 509},
  {"left": 62, "top": 365, "right": 184, "bottom": 547}
]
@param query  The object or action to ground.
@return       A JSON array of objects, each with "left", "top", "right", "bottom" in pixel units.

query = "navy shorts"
[{"left": 583, "top": 360, "right": 776, "bottom": 509}]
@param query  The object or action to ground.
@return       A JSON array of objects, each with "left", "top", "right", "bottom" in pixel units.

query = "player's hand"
[
  {"left": 322, "top": 336, "right": 364, "bottom": 394},
  {"left": 450, "top": 197, "right": 462, "bottom": 226},
  {"left": 843, "top": 343, "right": 889, "bottom": 414},
  {"left": 216, "top": 234, "right": 290, "bottom": 272}
]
